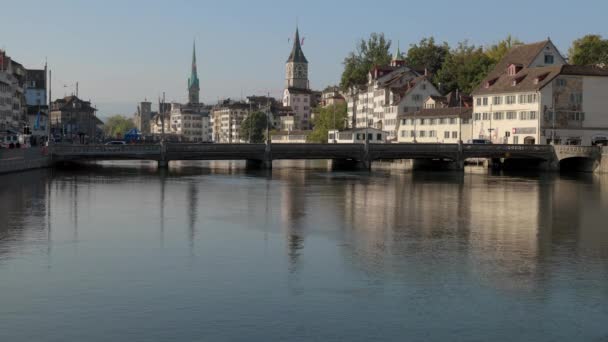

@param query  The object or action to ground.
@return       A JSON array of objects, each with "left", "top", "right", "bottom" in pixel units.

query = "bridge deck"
[{"left": 51, "top": 143, "right": 598, "bottom": 164}]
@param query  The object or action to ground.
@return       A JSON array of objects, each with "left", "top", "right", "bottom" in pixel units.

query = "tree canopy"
[
  {"left": 568, "top": 34, "right": 608, "bottom": 67},
  {"left": 307, "top": 104, "right": 348, "bottom": 143},
  {"left": 485, "top": 35, "right": 523, "bottom": 63},
  {"left": 239, "top": 111, "right": 268, "bottom": 143},
  {"left": 405, "top": 37, "right": 450, "bottom": 76},
  {"left": 340, "top": 33, "right": 392, "bottom": 91},
  {"left": 435, "top": 41, "right": 494, "bottom": 94},
  {"left": 103, "top": 115, "right": 135, "bottom": 139}
]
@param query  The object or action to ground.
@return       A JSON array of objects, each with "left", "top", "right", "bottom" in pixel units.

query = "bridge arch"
[{"left": 558, "top": 156, "right": 599, "bottom": 173}]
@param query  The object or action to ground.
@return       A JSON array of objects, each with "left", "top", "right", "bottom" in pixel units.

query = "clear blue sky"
[{"left": 1, "top": 0, "right": 606, "bottom": 117}]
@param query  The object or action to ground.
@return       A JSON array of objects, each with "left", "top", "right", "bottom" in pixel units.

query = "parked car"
[
  {"left": 0, "top": 135, "right": 20, "bottom": 149},
  {"left": 467, "top": 139, "right": 493, "bottom": 144},
  {"left": 104, "top": 141, "right": 126, "bottom": 145}
]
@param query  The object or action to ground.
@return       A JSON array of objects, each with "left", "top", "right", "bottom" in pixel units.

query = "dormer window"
[
  {"left": 484, "top": 77, "right": 498, "bottom": 88},
  {"left": 507, "top": 64, "right": 523, "bottom": 76},
  {"left": 534, "top": 72, "right": 550, "bottom": 84},
  {"left": 512, "top": 75, "right": 526, "bottom": 86}
]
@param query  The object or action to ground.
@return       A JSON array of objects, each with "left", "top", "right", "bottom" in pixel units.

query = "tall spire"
[
  {"left": 189, "top": 40, "right": 199, "bottom": 87},
  {"left": 188, "top": 40, "right": 200, "bottom": 105},
  {"left": 393, "top": 40, "right": 403, "bottom": 61},
  {"left": 287, "top": 27, "right": 308, "bottom": 63}
]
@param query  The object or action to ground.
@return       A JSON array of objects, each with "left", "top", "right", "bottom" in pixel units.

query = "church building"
[{"left": 282, "top": 28, "right": 312, "bottom": 130}]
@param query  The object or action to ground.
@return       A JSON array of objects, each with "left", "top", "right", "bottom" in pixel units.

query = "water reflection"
[{"left": 0, "top": 162, "right": 607, "bottom": 340}]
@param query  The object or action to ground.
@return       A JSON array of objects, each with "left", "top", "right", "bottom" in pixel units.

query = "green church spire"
[{"left": 188, "top": 41, "right": 200, "bottom": 104}]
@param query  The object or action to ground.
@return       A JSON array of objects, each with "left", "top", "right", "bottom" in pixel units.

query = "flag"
[{"left": 34, "top": 110, "right": 41, "bottom": 130}]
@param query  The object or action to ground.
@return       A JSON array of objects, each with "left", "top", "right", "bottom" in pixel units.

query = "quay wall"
[
  {"left": 601, "top": 147, "right": 608, "bottom": 173},
  {"left": 0, "top": 148, "right": 51, "bottom": 175}
]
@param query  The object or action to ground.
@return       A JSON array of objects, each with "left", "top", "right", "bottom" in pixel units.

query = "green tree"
[
  {"left": 340, "top": 33, "right": 392, "bottom": 91},
  {"left": 568, "top": 34, "right": 608, "bottom": 67},
  {"left": 485, "top": 35, "right": 523, "bottom": 63},
  {"left": 103, "top": 115, "right": 135, "bottom": 138},
  {"left": 307, "top": 103, "right": 348, "bottom": 143},
  {"left": 239, "top": 111, "right": 268, "bottom": 143},
  {"left": 405, "top": 37, "right": 450, "bottom": 76},
  {"left": 435, "top": 41, "right": 494, "bottom": 94}
]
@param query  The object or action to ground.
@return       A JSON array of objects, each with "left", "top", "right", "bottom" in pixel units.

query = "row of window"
[
  {"left": 474, "top": 111, "right": 537, "bottom": 121},
  {"left": 400, "top": 117, "right": 470, "bottom": 125},
  {"left": 400, "top": 130, "right": 460, "bottom": 139},
  {"left": 476, "top": 94, "right": 538, "bottom": 106}
]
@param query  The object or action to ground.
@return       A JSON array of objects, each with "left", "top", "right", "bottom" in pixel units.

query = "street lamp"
[{"left": 332, "top": 104, "right": 337, "bottom": 143}]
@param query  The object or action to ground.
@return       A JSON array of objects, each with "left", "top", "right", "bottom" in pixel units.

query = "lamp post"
[
  {"left": 551, "top": 93, "right": 556, "bottom": 145},
  {"left": 413, "top": 110, "right": 417, "bottom": 143},
  {"left": 332, "top": 104, "right": 337, "bottom": 143},
  {"left": 457, "top": 89, "right": 463, "bottom": 145},
  {"left": 365, "top": 100, "right": 369, "bottom": 145}
]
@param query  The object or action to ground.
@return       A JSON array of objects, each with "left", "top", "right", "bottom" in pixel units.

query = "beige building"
[
  {"left": 472, "top": 39, "right": 608, "bottom": 146},
  {"left": 321, "top": 86, "right": 345, "bottom": 108},
  {"left": 169, "top": 103, "right": 211, "bottom": 142},
  {"left": 397, "top": 107, "right": 473, "bottom": 143},
  {"left": 346, "top": 51, "right": 440, "bottom": 141},
  {"left": 0, "top": 50, "right": 26, "bottom": 134},
  {"left": 50, "top": 95, "right": 102, "bottom": 142},
  {"left": 398, "top": 92, "right": 473, "bottom": 143},
  {"left": 211, "top": 101, "right": 250, "bottom": 143}
]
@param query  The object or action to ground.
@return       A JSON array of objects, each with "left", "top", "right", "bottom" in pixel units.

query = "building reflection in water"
[{"left": 0, "top": 161, "right": 607, "bottom": 299}]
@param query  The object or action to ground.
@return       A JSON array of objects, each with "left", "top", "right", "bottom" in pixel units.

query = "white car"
[{"left": 104, "top": 141, "right": 126, "bottom": 145}]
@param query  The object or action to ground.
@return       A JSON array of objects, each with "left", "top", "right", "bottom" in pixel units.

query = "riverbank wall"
[
  {"left": 601, "top": 147, "right": 608, "bottom": 173},
  {"left": 0, "top": 149, "right": 51, "bottom": 175}
]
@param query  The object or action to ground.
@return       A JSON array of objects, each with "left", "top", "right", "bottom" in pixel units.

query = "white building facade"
[
  {"left": 472, "top": 40, "right": 608, "bottom": 145},
  {"left": 346, "top": 56, "right": 440, "bottom": 141},
  {"left": 397, "top": 108, "right": 473, "bottom": 144}
]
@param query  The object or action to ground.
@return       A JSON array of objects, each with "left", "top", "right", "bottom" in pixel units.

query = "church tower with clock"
[
  {"left": 285, "top": 28, "right": 309, "bottom": 89},
  {"left": 283, "top": 27, "right": 312, "bottom": 130}
]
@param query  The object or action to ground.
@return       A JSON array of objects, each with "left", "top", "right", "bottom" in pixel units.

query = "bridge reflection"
[{"left": 0, "top": 165, "right": 607, "bottom": 295}]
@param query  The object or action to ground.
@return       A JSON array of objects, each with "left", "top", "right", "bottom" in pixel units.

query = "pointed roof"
[
  {"left": 393, "top": 41, "right": 404, "bottom": 61},
  {"left": 189, "top": 41, "right": 199, "bottom": 89},
  {"left": 287, "top": 28, "right": 308, "bottom": 64}
]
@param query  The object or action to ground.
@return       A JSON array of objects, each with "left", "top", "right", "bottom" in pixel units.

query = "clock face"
[{"left": 294, "top": 64, "right": 307, "bottom": 78}]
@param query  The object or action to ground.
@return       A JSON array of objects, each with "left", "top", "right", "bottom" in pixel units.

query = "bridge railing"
[
  {"left": 52, "top": 144, "right": 162, "bottom": 155},
  {"left": 461, "top": 144, "right": 553, "bottom": 153},
  {"left": 167, "top": 143, "right": 266, "bottom": 153}
]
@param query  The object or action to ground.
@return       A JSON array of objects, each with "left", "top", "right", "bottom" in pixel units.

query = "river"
[{"left": 1, "top": 161, "right": 607, "bottom": 341}]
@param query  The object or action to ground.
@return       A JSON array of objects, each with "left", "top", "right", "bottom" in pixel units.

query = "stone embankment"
[
  {"left": 0, "top": 148, "right": 51, "bottom": 175},
  {"left": 601, "top": 147, "right": 608, "bottom": 173}
]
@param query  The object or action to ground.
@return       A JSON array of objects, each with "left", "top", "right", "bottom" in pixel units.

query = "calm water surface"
[{"left": 1, "top": 161, "right": 607, "bottom": 341}]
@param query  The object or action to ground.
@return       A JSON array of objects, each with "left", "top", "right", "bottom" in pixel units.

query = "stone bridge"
[{"left": 50, "top": 143, "right": 604, "bottom": 172}]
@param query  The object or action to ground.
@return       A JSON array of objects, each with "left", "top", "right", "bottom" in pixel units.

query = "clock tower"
[{"left": 286, "top": 28, "right": 309, "bottom": 90}]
